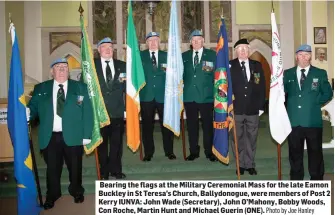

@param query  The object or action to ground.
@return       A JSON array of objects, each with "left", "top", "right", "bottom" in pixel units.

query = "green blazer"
[
  {"left": 182, "top": 48, "right": 216, "bottom": 103},
  {"left": 28, "top": 79, "right": 93, "bottom": 150},
  {"left": 94, "top": 58, "right": 126, "bottom": 118},
  {"left": 284, "top": 66, "right": 333, "bottom": 127},
  {"left": 140, "top": 50, "right": 167, "bottom": 103}
]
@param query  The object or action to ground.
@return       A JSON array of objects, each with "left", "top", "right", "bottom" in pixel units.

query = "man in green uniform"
[
  {"left": 27, "top": 58, "right": 93, "bottom": 209},
  {"left": 284, "top": 44, "right": 333, "bottom": 180},
  {"left": 140, "top": 32, "right": 175, "bottom": 161},
  {"left": 94, "top": 37, "right": 127, "bottom": 179},
  {"left": 182, "top": 30, "right": 217, "bottom": 162}
]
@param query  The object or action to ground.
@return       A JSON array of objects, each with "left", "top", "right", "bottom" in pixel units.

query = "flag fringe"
[{"left": 212, "top": 147, "right": 229, "bottom": 164}]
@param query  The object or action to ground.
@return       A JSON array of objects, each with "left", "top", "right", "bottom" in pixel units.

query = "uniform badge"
[
  {"left": 202, "top": 61, "right": 214, "bottom": 72},
  {"left": 77, "top": 95, "right": 84, "bottom": 105},
  {"left": 311, "top": 78, "right": 319, "bottom": 90},
  {"left": 119, "top": 73, "right": 126, "bottom": 82},
  {"left": 160, "top": 63, "right": 167, "bottom": 72},
  {"left": 254, "top": 73, "right": 260, "bottom": 84}
]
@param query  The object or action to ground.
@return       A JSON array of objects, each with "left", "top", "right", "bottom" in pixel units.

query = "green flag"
[{"left": 80, "top": 15, "right": 110, "bottom": 154}]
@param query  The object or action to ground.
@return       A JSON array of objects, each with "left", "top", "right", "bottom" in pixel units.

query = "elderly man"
[
  {"left": 140, "top": 32, "right": 176, "bottom": 161},
  {"left": 183, "top": 29, "right": 217, "bottom": 162},
  {"left": 94, "top": 37, "right": 126, "bottom": 179},
  {"left": 284, "top": 44, "right": 333, "bottom": 180},
  {"left": 229, "top": 39, "right": 265, "bottom": 175},
  {"left": 27, "top": 58, "right": 93, "bottom": 209}
]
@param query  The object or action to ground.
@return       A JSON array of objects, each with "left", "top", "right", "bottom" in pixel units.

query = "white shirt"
[
  {"left": 52, "top": 80, "right": 68, "bottom": 132},
  {"left": 149, "top": 50, "right": 158, "bottom": 64},
  {"left": 296, "top": 65, "right": 310, "bottom": 89},
  {"left": 192, "top": 47, "right": 203, "bottom": 67},
  {"left": 239, "top": 59, "right": 251, "bottom": 81},
  {"left": 100, "top": 57, "right": 115, "bottom": 82}
]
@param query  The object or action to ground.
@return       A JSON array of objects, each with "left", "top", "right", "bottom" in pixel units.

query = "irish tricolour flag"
[{"left": 126, "top": 0, "right": 146, "bottom": 152}]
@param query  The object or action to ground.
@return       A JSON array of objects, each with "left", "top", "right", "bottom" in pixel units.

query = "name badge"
[
  {"left": 311, "top": 78, "right": 319, "bottom": 90},
  {"left": 119, "top": 73, "right": 126, "bottom": 82},
  {"left": 254, "top": 73, "right": 260, "bottom": 84},
  {"left": 77, "top": 95, "right": 84, "bottom": 105},
  {"left": 202, "top": 61, "right": 214, "bottom": 72},
  {"left": 160, "top": 63, "right": 167, "bottom": 72}
]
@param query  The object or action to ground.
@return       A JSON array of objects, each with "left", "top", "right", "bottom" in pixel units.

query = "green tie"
[
  {"left": 57, "top": 84, "right": 65, "bottom": 117},
  {"left": 194, "top": 51, "right": 199, "bottom": 68}
]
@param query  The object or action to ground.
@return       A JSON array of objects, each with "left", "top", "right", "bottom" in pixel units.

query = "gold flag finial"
[{"left": 78, "top": 2, "right": 84, "bottom": 15}]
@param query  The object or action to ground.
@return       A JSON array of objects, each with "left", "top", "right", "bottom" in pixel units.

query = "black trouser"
[
  {"left": 184, "top": 102, "right": 213, "bottom": 156},
  {"left": 288, "top": 126, "right": 324, "bottom": 180},
  {"left": 140, "top": 100, "right": 174, "bottom": 156},
  {"left": 98, "top": 118, "right": 124, "bottom": 178},
  {"left": 43, "top": 132, "right": 84, "bottom": 201}
]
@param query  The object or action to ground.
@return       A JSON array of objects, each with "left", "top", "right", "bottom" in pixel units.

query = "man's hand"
[
  {"left": 26, "top": 108, "right": 30, "bottom": 122},
  {"left": 83, "top": 139, "right": 91, "bottom": 145},
  {"left": 259, "top": 110, "right": 264, "bottom": 116}
]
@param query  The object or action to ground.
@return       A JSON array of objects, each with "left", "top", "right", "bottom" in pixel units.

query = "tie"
[
  {"left": 300, "top": 69, "right": 306, "bottom": 90},
  {"left": 241, "top": 61, "right": 247, "bottom": 82},
  {"left": 105, "top": 60, "right": 113, "bottom": 83},
  {"left": 57, "top": 84, "right": 65, "bottom": 117},
  {"left": 151, "top": 52, "right": 157, "bottom": 69},
  {"left": 194, "top": 51, "right": 199, "bottom": 67}
]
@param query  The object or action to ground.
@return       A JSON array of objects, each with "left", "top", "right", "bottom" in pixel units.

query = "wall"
[
  {"left": 0, "top": 2, "right": 7, "bottom": 98},
  {"left": 310, "top": 1, "right": 332, "bottom": 81},
  {"left": 236, "top": 1, "right": 280, "bottom": 24},
  {"left": 41, "top": 1, "right": 88, "bottom": 27},
  {"left": 3, "top": 1, "right": 25, "bottom": 98}
]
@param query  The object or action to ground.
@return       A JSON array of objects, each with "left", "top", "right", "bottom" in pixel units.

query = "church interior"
[{"left": 0, "top": 1, "right": 333, "bottom": 214}]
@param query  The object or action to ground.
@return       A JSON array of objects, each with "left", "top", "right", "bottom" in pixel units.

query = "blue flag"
[
  {"left": 212, "top": 19, "right": 234, "bottom": 164},
  {"left": 7, "top": 23, "right": 41, "bottom": 215},
  {"left": 163, "top": 0, "right": 184, "bottom": 136}
]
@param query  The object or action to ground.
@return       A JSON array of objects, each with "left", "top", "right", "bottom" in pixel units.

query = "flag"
[
  {"left": 269, "top": 11, "right": 291, "bottom": 144},
  {"left": 80, "top": 15, "right": 110, "bottom": 154},
  {"left": 7, "top": 22, "right": 41, "bottom": 215},
  {"left": 212, "top": 19, "right": 234, "bottom": 165},
  {"left": 163, "top": 0, "right": 184, "bottom": 136},
  {"left": 126, "top": 0, "right": 146, "bottom": 152}
]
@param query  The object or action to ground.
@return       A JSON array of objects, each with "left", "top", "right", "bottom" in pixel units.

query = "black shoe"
[
  {"left": 236, "top": 167, "right": 245, "bottom": 175},
  {"left": 43, "top": 200, "right": 55, "bottom": 210},
  {"left": 186, "top": 154, "right": 199, "bottom": 161},
  {"left": 101, "top": 172, "right": 109, "bottom": 180},
  {"left": 74, "top": 194, "right": 84, "bottom": 203},
  {"left": 166, "top": 153, "right": 176, "bottom": 160},
  {"left": 142, "top": 155, "right": 152, "bottom": 162},
  {"left": 111, "top": 172, "right": 126, "bottom": 179},
  {"left": 247, "top": 168, "right": 257, "bottom": 175},
  {"left": 206, "top": 154, "right": 218, "bottom": 162}
]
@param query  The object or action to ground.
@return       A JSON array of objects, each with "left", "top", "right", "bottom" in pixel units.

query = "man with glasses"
[
  {"left": 27, "top": 58, "right": 93, "bottom": 209},
  {"left": 229, "top": 39, "right": 265, "bottom": 176},
  {"left": 182, "top": 29, "right": 217, "bottom": 162}
]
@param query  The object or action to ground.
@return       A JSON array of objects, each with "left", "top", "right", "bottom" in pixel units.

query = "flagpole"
[
  {"left": 271, "top": 3, "right": 282, "bottom": 180},
  {"left": 78, "top": 3, "right": 101, "bottom": 180},
  {"left": 271, "top": 0, "right": 282, "bottom": 180},
  {"left": 28, "top": 123, "right": 43, "bottom": 207},
  {"left": 232, "top": 116, "right": 241, "bottom": 180},
  {"left": 181, "top": 111, "right": 187, "bottom": 160},
  {"left": 11, "top": 11, "right": 43, "bottom": 206}
]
